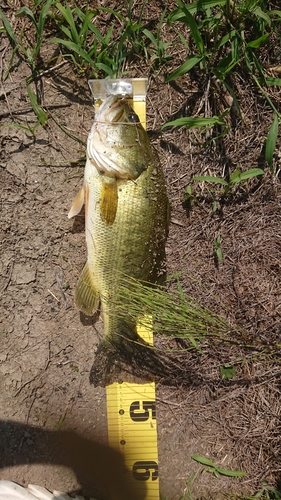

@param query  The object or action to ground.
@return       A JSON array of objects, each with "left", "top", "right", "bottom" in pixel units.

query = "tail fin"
[{"left": 89, "top": 320, "right": 169, "bottom": 387}]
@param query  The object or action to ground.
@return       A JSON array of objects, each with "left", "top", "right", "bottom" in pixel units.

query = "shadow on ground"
[{"left": 0, "top": 420, "right": 146, "bottom": 500}]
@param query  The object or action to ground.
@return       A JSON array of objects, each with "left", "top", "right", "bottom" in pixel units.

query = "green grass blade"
[
  {"left": 246, "top": 33, "right": 269, "bottom": 48},
  {"left": 192, "top": 455, "right": 217, "bottom": 467},
  {"left": 250, "top": 49, "right": 267, "bottom": 80},
  {"left": 37, "top": 0, "right": 53, "bottom": 38},
  {"left": 79, "top": 10, "right": 96, "bottom": 40},
  {"left": 51, "top": 38, "right": 94, "bottom": 65},
  {"left": 55, "top": 2, "right": 80, "bottom": 45},
  {"left": 230, "top": 168, "right": 264, "bottom": 183},
  {"left": 217, "top": 29, "right": 236, "bottom": 48},
  {"left": 143, "top": 28, "right": 158, "bottom": 46},
  {"left": 263, "top": 77, "right": 281, "bottom": 86},
  {"left": 26, "top": 83, "right": 48, "bottom": 126},
  {"left": 220, "top": 364, "right": 236, "bottom": 379},
  {"left": 253, "top": 6, "right": 271, "bottom": 25},
  {"left": 265, "top": 113, "right": 279, "bottom": 170},
  {"left": 214, "top": 245, "right": 223, "bottom": 264},
  {"left": 188, "top": 334, "right": 202, "bottom": 351},
  {"left": 16, "top": 6, "right": 36, "bottom": 26},
  {"left": 59, "top": 26, "right": 72, "bottom": 40},
  {"left": 86, "top": 18, "right": 112, "bottom": 45},
  {"left": 169, "top": 0, "right": 226, "bottom": 21},
  {"left": 176, "top": 276, "right": 185, "bottom": 302},
  {"left": 269, "top": 10, "right": 281, "bottom": 17},
  {"left": 213, "top": 55, "right": 240, "bottom": 77},
  {"left": 103, "top": 24, "right": 114, "bottom": 45},
  {"left": 0, "top": 122, "right": 37, "bottom": 134},
  {"left": 95, "top": 62, "right": 117, "bottom": 77},
  {"left": 216, "top": 467, "right": 247, "bottom": 477},
  {"left": 33, "top": 0, "right": 45, "bottom": 7},
  {"left": 0, "top": 9, "right": 18, "bottom": 45},
  {"left": 165, "top": 56, "right": 203, "bottom": 82},
  {"left": 162, "top": 115, "right": 225, "bottom": 129},
  {"left": 175, "top": 0, "right": 204, "bottom": 54},
  {"left": 193, "top": 175, "right": 228, "bottom": 185}
]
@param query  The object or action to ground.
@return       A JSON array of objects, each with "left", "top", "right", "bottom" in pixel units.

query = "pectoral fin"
[
  {"left": 75, "top": 262, "right": 100, "bottom": 315},
  {"left": 100, "top": 178, "right": 118, "bottom": 225},
  {"left": 68, "top": 185, "right": 85, "bottom": 219}
]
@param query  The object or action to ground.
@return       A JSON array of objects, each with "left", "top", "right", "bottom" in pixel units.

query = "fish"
[{"left": 68, "top": 95, "right": 169, "bottom": 385}]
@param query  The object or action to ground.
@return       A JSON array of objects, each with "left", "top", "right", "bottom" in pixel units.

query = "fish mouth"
[{"left": 97, "top": 95, "right": 126, "bottom": 124}]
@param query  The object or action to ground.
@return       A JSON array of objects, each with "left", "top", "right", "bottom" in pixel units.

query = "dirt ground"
[{"left": 1, "top": 2, "right": 281, "bottom": 499}]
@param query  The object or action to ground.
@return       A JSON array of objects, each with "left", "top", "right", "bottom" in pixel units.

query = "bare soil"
[{"left": 1, "top": 1, "right": 281, "bottom": 499}]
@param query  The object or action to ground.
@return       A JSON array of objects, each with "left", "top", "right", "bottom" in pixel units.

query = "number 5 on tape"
[{"left": 106, "top": 318, "right": 159, "bottom": 500}]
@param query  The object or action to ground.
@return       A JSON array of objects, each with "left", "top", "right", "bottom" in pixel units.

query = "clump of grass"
[
  {"left": 192, "top": 454, "right": 246, "bottom": 478},
  {"left": 49, "top": 0, "right": 152, "bottom": 77},
  {"left": 166, "top": 0, "right": 281, "bottom": 98},
  {"left": 1, "top": 0, "right": 280, "bottom": 163},
  {"left": 0, "top": 2, "right": 53, "bottom": 133},
  {"left": 164, "top": 0, "right": 281, "bottom": 171},
  {"left": 0, "top": 0, "right": 172, "bottom": 133},
  {"left": 110, "top": 275, "right": 237, "bottom": 351},
  {"left": 110, "top": 275, "right": 281, "bottom": 360},
  {"left": 183, "top": 167, "right": 265, "bottom": 213},
  {"left": 0, "top": 0, "right": 54, "bottom": 81}
]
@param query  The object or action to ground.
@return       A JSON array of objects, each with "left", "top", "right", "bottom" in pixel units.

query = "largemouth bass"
[{"left": 68, "top": 95, "right": 169, "bottom": 385}]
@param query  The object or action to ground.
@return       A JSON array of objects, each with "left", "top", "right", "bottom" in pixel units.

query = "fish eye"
[{"left": 128, "top": 112, "right": 139, "bottom": 123}]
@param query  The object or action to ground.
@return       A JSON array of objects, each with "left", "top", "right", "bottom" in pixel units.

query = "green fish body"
[{"left": 68, "top": 95, "right": 169, "bottom": 383}]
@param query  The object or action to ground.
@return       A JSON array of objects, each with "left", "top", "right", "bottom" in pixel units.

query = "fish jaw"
[{"left": 94, "top": 95, "right": 134, "bottom": 125}]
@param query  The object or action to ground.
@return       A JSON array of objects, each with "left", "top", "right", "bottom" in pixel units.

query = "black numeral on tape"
[
  {"left": 132, "top": 461, "right": 158, "bottom": 481},
  {"left": 129, "top": 401, "right": 156, "bottom": 422}
]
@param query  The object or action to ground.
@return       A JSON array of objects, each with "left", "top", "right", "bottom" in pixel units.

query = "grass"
[
  {"left": 191, "top": 455, "right": 246, "bottom": 478},
  {"left": 160, "top": 458, "right": 279, "bottom": 500},
  {"left": 164, "top": 0, "right": 281, "bottom": 171},
  {"left": 109, "top": 274, "right": 281, "bottom": 363},
  {"left": 184, "top": 167, "right": 265, "bottom": 212},
  {"left": 0, "top": 0, "right": 280, "bottom": 167},
  {"left": 111, "top": 274, "right": 233, "bottom": 351}
]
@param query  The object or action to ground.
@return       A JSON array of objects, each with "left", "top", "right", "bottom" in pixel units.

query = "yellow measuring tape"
[
  {"left": 89, "top": 79, "right": 159, "bottom": 500},
  {"left": 106, "top": 320, "right": 158, "bottom": 500}
]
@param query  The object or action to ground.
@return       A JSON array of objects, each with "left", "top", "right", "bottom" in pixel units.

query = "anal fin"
[
  {"left": 68, "top": 185, "right": 85, "bottom": 219},
  {"left": 75, "top": 262, "right": 100, "bottom": 315}
]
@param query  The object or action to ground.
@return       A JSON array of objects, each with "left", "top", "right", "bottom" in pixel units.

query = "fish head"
[{"left": 87, "top": 95, "right": 151, "bottom": 180}]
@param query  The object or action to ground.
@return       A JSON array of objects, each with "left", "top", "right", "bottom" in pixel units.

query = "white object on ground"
[{"left": 0, "top": 481, "right": 95, "bottom": 500}]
